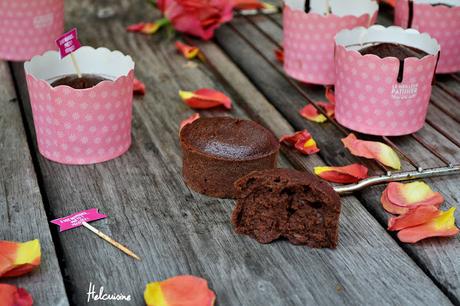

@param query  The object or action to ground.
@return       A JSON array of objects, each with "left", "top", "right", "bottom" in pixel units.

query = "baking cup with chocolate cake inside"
[
  {"left": 232, "top": 168, "right": 341, "bottom": 248},
  {"left": 180, "top": 117, "right": 280, "bottom": 199},
  {"left": 24, "top": 46, "right": 135, "bottom": 165},
  {"left": 334, "top": 26, "right": 440, "bottom": 136},
  {"left": 283, "top": 0, "right": 378, "bottom": 85},
  {"left": 0, "top": 0, "right": 64, "bottom": 61},
  {"left": 395, "top": 0, "right": 460, "bottom": 73}
]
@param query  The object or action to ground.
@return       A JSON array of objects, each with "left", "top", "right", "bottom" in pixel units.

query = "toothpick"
[
  {"left": 82, "top": 222, "right": 141, "bottom": 260},
  {"left": 70, "top": 53, "right": 82, "bottom": 78},
  {"left": 325, "top": 0, "right": 331, "bottom": 15}
]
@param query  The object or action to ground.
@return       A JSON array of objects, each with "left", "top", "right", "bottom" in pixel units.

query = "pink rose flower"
[{"left": 158, "top": 0, "right": 234, "bottom": 40}]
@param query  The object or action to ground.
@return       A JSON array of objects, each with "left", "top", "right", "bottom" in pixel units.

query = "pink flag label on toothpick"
[
  {"left": 55, "top": 28, "right": 81, "bottom": 59},
  {"left": 51, "top": 208, "right": 107, "bottom": 232}
]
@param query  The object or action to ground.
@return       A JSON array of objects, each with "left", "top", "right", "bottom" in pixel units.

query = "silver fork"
[{"left": 334, "top": 164, "right": 460, "bottom": 195}]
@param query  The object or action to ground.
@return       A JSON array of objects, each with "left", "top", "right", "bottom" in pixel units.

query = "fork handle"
[{"left": 333, "top": 165, "right": 460, "bottom": 195}]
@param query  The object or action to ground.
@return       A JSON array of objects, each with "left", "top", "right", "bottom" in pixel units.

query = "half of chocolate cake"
[{"left": 232, "top": 168, "right": 341, "bottom": 248}]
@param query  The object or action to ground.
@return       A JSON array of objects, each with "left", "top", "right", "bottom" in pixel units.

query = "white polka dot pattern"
[
  {"left": 283, "top": 6, "right": 377, "bottom": 85},
  {"left": 26, "top": 70, "right": 135, "bottom": 165},
  {"left": 334, "top": 45, "right": 437, "bottom": 136},
  {"left": 395, "top": 0, "right": 460, "bottom": 73},
  {"left": 0, "top": 0, "right": 64, "bottom": 61}
]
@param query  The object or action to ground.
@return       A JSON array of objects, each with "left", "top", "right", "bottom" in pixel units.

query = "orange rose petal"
[
  {"left": 317, "top": 102, "right": 335, "bottom": 117},
  {"left": 386, "top": 181, "right": 444, "bottom": 208},
  {"left": 299, "top": 104, "right": 327, "bottom": 123},
  {"left": 233, "top": 0, "right": 265, "bottom": 10},
  {"left": 127, "top": 22, "right": 161, "bottom": 34},
  {"left": 180, "top": 113, "right": 200, "bottom": 132},
  {"left": 381, "top": 189, "right": 411, "bottom": 215},
  {"left": 175, "top": 41, "right": 200, "bottom": 60},
  {"left": 388, "top": 205, "right": 440, "bottom": 231},
  {"left": 0, "top": 284, "right": 33, "bottom": 306},
  {"left": 380, "top": 0, "right": 396, "bottom": 7},
  {"left": 314, "top": 164, "right": 368, "bottom": 184},
  {"left": 325, "top": 86, "right": 335, "bottom": 104},
  {"left": 274, "top": 48, "right": 284, "bottom": 63},
  {"left": 280, "top": 130, "right": 320, "bottom": 155},
  {"left": 397, "top": 208, "right": 460, "bottom": 243},
  {"left": 341, "top": 134, "right": 401, "bottom": 170},
  {"left": 179, "top": 89, "right": 232, "bottom": 110},
  {"left": 144, "top": 275, "right": 216, "bottom": 306},
  {"left": 0, "top": 240, "right": 41, "bottom": 278},
  {"left": 133, "top": 78, "right": 146, "bottom": 95}
]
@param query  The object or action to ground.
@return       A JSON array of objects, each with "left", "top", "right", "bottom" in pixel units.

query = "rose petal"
[
  {"left": 381, "top": 189, "right": 412, "bottom": 215},
  {"left": 127, "top": 22, "right": 161, "bottom": 34},
  {"left": 175, "top": 41, "right": 200, "bottom": 60},
  {"left": 380, "top": 0, "right": 396, "bottom": 7},
  {"left": 0, "top": 284, "right": 33, "bottom": 306},
  {"left": 274, "top": 48, "right": 284, "bottom": 63},
  {"left": 388, "top": 205, "right": 440, "bottom": 231},
  {"left": 144, "top": 275, "right": 216, "bottom": 306},
  {"left": 180, "top": 113, "right": 200, "bottom": 132},
  {"left": 380, "top": 189, "right": 409, "bottom": 215},
  {"left": 341, "top": 134, "right": 401, "bottom": 170},
  {"left": 325, "top": 86, "right": 335, "bottom": 104},
  {"left": 179, "top": 89, "right": 232, "bottom": 109},
  {"left": 314, "top": 164, "right": 368, "bottom": 184},
  {"left": 233, "top": 0, "right": 265, "bottom": 10},
  {"left": 386, "top": 181, "right": 444, "bottom": 208},
  {"left": 317, "top": 102, "right": 335, "bottom": 117},
  {"left": 280, "top": 130, "right": 320, "bottom": 155},
  {"left": 0, "top": 240, "right": 41, "bottom": 278},
  {"left": 299, "top": 104, "right": 327, "bottom": 123},
  {"left": 397, "top": 207, "right": 460, "bottom": 243},
  {"left": 133, "top": 78, "right": 146, "bottom": 95}
]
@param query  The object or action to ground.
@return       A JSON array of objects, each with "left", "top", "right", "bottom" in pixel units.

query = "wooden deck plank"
[
  {"left": 0, "top": 61, "right": 69, "bottom": 305},
  {"left": 9, "top": 1, "right": 454, "bottom": 305},
  {"left": 216, "top": 13, "right": 460, "bottom": 303}
]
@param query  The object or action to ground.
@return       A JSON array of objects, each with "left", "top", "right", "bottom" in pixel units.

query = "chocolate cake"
[
  {"left": 359, "top": 43, "right": 428, "bottom": 60},
  {"left": 359, "top": 43, "right": 428, "bottom": 61},
  {"left": 51, "top": 74, "right": 109, "bottom": 89},
  {"left": 180, "top": 117, "right": 279, "bottom": 198},
  {"left": 231, "top": 169, "right": 341, "bottom": 248}
]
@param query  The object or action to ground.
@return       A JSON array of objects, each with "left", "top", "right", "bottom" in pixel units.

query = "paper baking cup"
[
  {"left": 0, "top": 0, "right": 64, "bottom": 61},
  {"left": 395, "top": 0, "right": 460, "bottom": 73},
  {"left": 334, "top": 26, "right": 440, "bottom": 136},
  {"left": 283, "top": 0, "right": 379, "bottom": 85},
  {"left": 24, "top": 47, "right": 135, "bottom": 165}
]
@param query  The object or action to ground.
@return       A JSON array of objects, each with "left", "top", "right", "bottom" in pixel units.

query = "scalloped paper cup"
[
  {"left": 334, "top": 26, "right": 440, "bottom": 136},
  {"left": 24, "top": 47, "right": 135, "bottom": 165},
  {"left": 0, "top": 0, "right": 64, "bottom": 61},
  {"left": 395, "top": 0, "right": 460, "bottom": 73},
  {"left": 283, "top": 0, "right": 379, "bottom": 85}
]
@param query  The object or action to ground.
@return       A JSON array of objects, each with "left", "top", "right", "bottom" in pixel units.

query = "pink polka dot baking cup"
[
  {"left": 0, "top": 0, "right": 64, "bottom": 61},
  {"left": 283, "top": 0, "right": 378, "bottom": 85},
  {"left": 24, "top": 47, "right": 135, "bottom": 165},
  {"left": 395, "top": 0, "right": 460, "bottom": 73},
  {"left": 334, "top": 26, "right": 440, "bottom": 136}
]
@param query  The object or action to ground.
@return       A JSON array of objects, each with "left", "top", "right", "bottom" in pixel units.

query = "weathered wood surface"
[
  {"left": 215, "top": 13, "right": 460, "bottom": 303},
  {"left": 7, "top": 1, "right": 456, "bottom": 305},
  {"left": 0, "top": 61, "right": 69, "bottom": 305}
]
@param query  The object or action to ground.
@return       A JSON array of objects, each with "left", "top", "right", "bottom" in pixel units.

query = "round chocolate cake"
[
  {"left": 180, "top": 117, "right": 279, "bottom": 198},
  {"left": 51, "top": 74, "right": 109, "bottom": 89},
  {"left": 359, "top": 43, "right": 428, "bottom": 60},
  {"left": 231, "top": 168, "right": 341, "bottom": 248}
]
